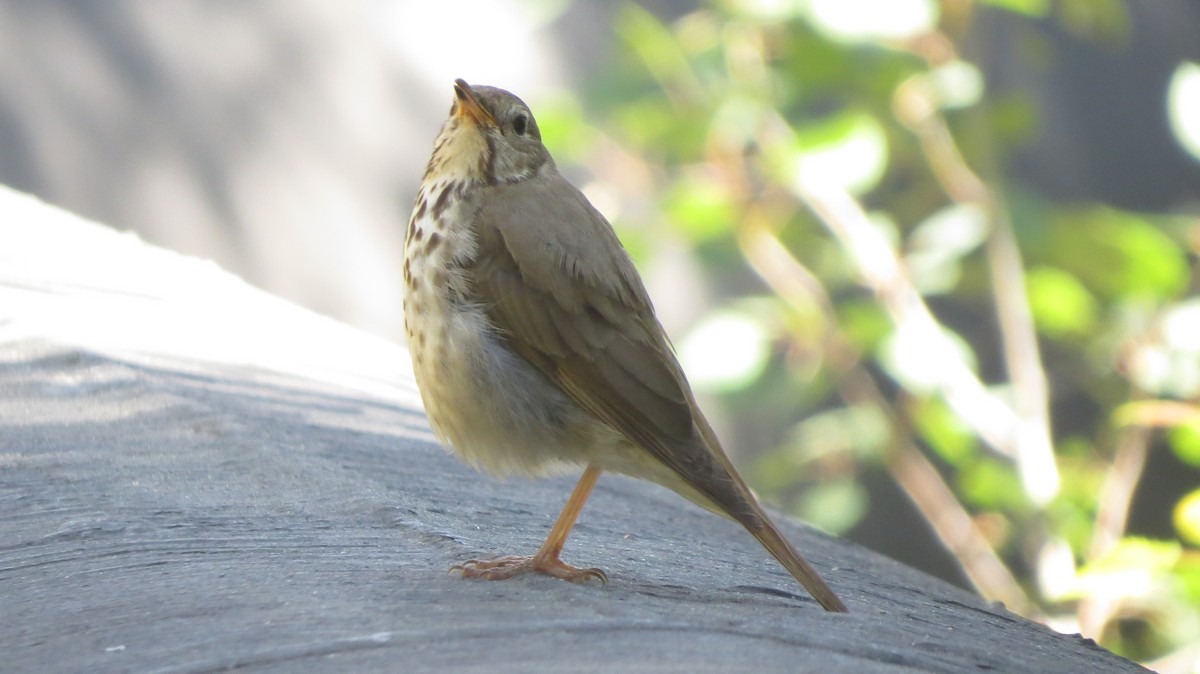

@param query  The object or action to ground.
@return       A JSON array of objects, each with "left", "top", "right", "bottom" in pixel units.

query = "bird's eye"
[{"left": 512, "top": 114, "right": 528, "bottom": 136}]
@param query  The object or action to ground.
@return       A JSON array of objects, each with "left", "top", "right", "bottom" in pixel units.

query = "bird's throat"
[{"left": 427, "top": 121, "right": 489, "bottom": 186}]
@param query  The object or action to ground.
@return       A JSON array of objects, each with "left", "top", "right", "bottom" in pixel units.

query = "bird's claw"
[{"left": 450, "top": 555, "right": 608, "bottom": 584}]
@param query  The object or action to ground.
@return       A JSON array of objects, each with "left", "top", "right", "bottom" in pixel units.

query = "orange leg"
[{"left": 452, "top": 464, "right": 607, "bottom": 584}]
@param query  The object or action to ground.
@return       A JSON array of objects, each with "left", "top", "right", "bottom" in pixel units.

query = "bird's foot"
[{"left": 450, "top": 554, "right": 607, "bottom": 584}]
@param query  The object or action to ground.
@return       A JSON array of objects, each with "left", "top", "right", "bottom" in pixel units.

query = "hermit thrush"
[{"left": 403, "top": 79, "right": 847, "bottom": 612}]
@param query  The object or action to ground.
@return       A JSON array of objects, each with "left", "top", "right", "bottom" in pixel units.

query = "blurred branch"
[
  {"left": 773, "top": 147, "right": 1025, "bottom": 462},
  {"left": 894, "top": 34, "right": 1059, "bottom": 505},
  {"left": 1116, "top": 400, "right": 1200, "bottom": 428},
  {"left": 1078, "top": 399, "right": 1153, "bottom": 638},
  {"left": 738, "top": 211, "right": 1033, "bottom": 614},
  {"left": 856, "top": 372, "right": 1036, "bottom": 616},
  {"left": 1091, "top": 416, "right": 1152, "bottom": 560}
]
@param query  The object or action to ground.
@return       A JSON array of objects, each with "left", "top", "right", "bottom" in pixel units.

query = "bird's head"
[{"left": 427, "top": 79, "right": 552, "bottom": 186}]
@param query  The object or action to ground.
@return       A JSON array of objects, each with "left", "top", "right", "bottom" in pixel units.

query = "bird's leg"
[{"left": 452, "top": 464, "right": 607, "bottom": 584}]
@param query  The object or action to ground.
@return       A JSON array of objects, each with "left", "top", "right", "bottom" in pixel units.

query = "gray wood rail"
[{"left": 0, "top": 186, "right": 1144, "bottom": 672}]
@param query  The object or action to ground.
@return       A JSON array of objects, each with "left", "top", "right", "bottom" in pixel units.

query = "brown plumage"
[{"left": 403, "top": 79, "right": 847, "bottom": 612}]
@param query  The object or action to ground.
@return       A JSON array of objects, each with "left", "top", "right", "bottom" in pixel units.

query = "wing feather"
[{"left": 465, "top": 173, "right": 755, "bottom": 523}]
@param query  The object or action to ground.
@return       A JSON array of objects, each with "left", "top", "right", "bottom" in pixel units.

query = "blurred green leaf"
[
  {"left": 1162, "top": 299, "right": 1200, "bottom": 353},
  {"left": 1175, "top": 489, "right": 1200, "bottom": 547},
  {"left": 1040, "top": 208, "right": 1189, "bottom": 301},
  {"left": 1168, "top": 61, "right": 1200, "bottom": 163},
  {"left": 615, "top": 3, "right": 699, "bottom": 94},
  {"left": 1127, "top": 347, "right": 1200, "bottom": 399},
  {"left": 1073, "top": 537, "right": 1180, "bottom": 600},
  {"left": 1169, "top": 423, "right": 1200, "bottom": 468},
  {"left": 613, "top": 96, "right": 676, "bottom": 156},
  {"left": 1056, "top": 0, "right": 1131, "bottom": 44},
  {"left": 878, "top": 322, "right": 977, "bottom": 395},
  {"left": 911, "top": 397, "right": 976, "bottom": 464},
  {"left": 979, "top": 0, "right": 1050, "bottom": 17},
  {"left": 926, "top": 60, "right": 986, "bottom": 110},
  {"left": 959, "top": 457, "right": 1025, "bottom": 511},
  {"left": 1173, "top": 553, "right": 1200, "bottom": 605},
  {"left": 793, "top": 478, "right": 869, "bottom": 534},
  {"left": 679, "top": 308, "right": 772, "bottom": 391},
  {"left": 786, "top": 404, "right": 889, "bottom": 462},
  {"left": 801, "top": 0, "right": 939, "bottom": 43},
  {"left": 719, "top": 0, "right": 804, "bottom": 21},
  {"left": 837, "top": 298, "right": 892, "bottom": 352},
  {"left": 710, "top": 93, "right": 768, "bottom": 150},
  {"left": 1026, "top": 266, "right": 1097, "bottom": 338},
  {"left": 785, "top": 110, "right": 890, "bottom": 196},
  {"left": 664, "top": 173, "right": 736, "bottom": 241},
  {"left": 986, "top": 93, "right": 1040, "bottom": 145},
  {"left": 905, "top": 204, "right": 988, "bottom": 294},
  {"left": 534, "top": 93, "right": 593, "bottom": 162}
]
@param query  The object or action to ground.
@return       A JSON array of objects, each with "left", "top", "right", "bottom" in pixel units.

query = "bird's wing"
[{"left": 467, "top": 173, "right": 753, "bottom": 521}]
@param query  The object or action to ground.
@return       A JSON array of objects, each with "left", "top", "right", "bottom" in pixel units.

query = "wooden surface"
[{"left": 0, "top": 186, "right": 1145, "bottom": 673}]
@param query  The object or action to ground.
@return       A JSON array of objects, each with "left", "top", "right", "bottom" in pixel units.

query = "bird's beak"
[{"left": 453, "top": 79, "right": 495, "bottom": 127}]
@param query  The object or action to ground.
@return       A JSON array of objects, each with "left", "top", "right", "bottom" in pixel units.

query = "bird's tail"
[
  {"left": 745, "top": 506, "right": 848, "bottom": 612},
  {"left": 686, "top": 396, "right": 849, "bottom": 612}
]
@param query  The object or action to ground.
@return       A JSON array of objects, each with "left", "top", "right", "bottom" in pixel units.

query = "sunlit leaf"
[
  {"left": 1173, "top": 554, "right": 1200, "bottom": 605},
  {"left": 787, "top": 404, "right": 889, "bottom": 462},
  {"left": 927, "top": 60, "right": 986, "bottom": 110},
  {"left": 1168, "top": 61, "right": 1200, "bottom": 163},
  {"left": 1127, "top": 346, "right": 1200, "bottom": 399},
  {"left": 905, "top": 204, "right": 988, "bottom": 294},
  {"left": 1073, "top": 537, "right": 1180, "bottom": 600},
  {"left": 678, "top": 309, "right": 771, "bottom": 391},
  {"left": 911, "top": 397, "right": 975, "bottom": 464},
  {"left": 793, "top": 479, "right": 869, "bottom": 534},
  {"left": 664, "top": 173, "right": 736, "bottom": 241},
  {"left": 959, "top": 457, "right": 1025, "bottom": 510},
  {"left": 837, "top": 299, "right": 892, "bottom": 352},
  {"left": 534, "top": 93, "right": 593, "bottom": 162},
  {"left": 1026, "top": 266, "right": 1097, "bottom": 338},
  {"left": 1047, "top": 473, "right": 1102, "bottom": 555},
  {"left": 1169, "top": 423, "right": 1200, "bottom": 468},
  {"left": 784, "top": 110, "right": 890, "bottom": 196},
  {"left": 614, "top": 96, "right": 675, "bottom": 151},
  {"left": 802, "top": 0, "right": 939, "bottom": 42},
  {"left": 1038, "top": 536, "right": 1079, "bottom": 600},
  {"left": 1044, "top": 209, "right": 1188, "bottom": 300},
  {"left": 711, "top": 94, "right": 768, "bottom": 150},
  {"left": 878, "top": 322, "right": 977, "bottom": 395},
  {"left": 615, "top": 3, "right": 698, "bottom": 93},
  {"left": 1162, "top": 299, "right": 1200, "bottom": 353},
  {"left": 722, "top": 0, "right": 805, "bottom": 20},
  {"left": 978, "top": 0, "right": 1050, "bottom": 17},
  {"left": 1175, "top": 490, "right": 1200, "bottom": 547}
]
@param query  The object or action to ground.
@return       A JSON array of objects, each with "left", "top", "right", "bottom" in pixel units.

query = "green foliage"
[
  {"left": 1036, "top": 208, "right": 1189, "bottom": 301},
  {"left": 1026, "top": 266, "right": 1097, "bottom": 338},
  {"left": 795, "top": 478, "right": 870, "bottom": 535},
  {"left": 547, "top": 0, "right": 1200, "bottom": 665},
  {"left": 979, "top": 0, "right": 1050, "bottom": 18},
  {"left": 1170, "top": 423, "right": 1200, "bottom": 468},
  {"left": 911, "top": 397, "right": 975, "bottom": 464}
]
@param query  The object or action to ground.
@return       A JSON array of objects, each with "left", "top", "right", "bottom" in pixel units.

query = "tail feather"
[
  {"left": 746, "top": 509, "right": 848, "bottom": 612},
  {"left": 686, "top": 396, "right": 849, "bottom": 612}
]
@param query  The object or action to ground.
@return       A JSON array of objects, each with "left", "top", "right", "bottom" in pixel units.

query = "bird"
[{"left": 402, "top": 78, "right": 848, "bottom": 612}]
